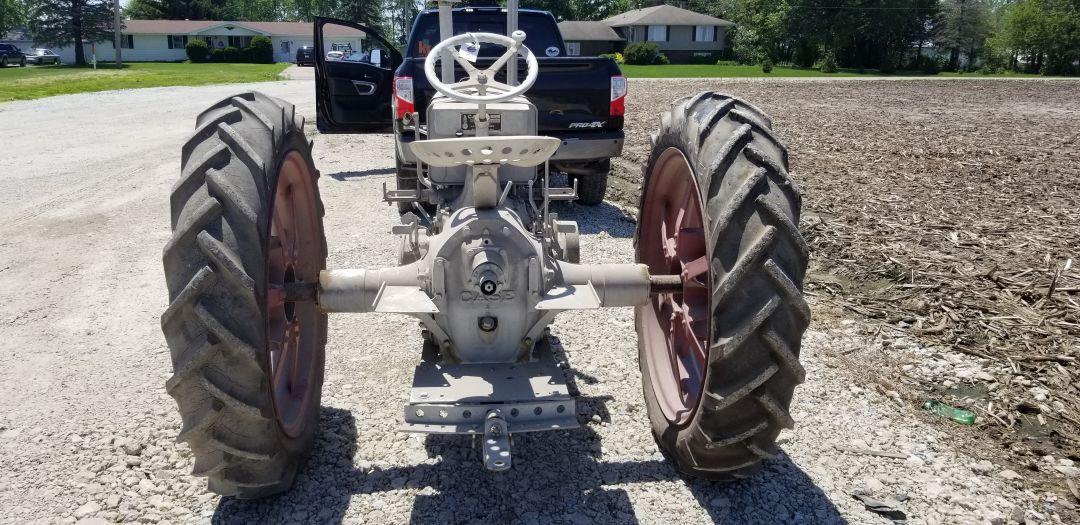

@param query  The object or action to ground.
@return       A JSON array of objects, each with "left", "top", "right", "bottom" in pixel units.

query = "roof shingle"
[
  {"left": 119, "top": 20, "right": 363, "bottom": 37},
  {"left": 557, "top": 21, "right": 623, "bottom": 42},
  {"left": 601, "top": 5, "right": 733, "bottom": 27}
]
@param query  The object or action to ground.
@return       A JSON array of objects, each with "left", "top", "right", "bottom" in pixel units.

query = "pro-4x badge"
[{"left": 568, "top": 121, "right": 604, "bottom": 129}]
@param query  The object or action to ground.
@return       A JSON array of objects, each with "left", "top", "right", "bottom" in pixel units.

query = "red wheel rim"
[
  {"left": 267, "top": 151, "right": 321, "bottom": 438},
  {"left": 637, "top": 147, "right": 711, "bottom": 425}
]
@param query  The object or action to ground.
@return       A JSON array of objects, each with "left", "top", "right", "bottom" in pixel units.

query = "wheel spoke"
[
  {"left": 681, "top": 315, "right": 707, "bottom": 369},
  {"left": 486, "top": 80, "right": 514, "bottom": 94},
  {"left": 288, "top": 323, "right": 302, "bottom": 393},
  {"left": 681, "top": 254, "right": 709, "bottom": 286},
  {"left": 486, "top": 47, "right": 517, "bottom": 77},
  {"left": 450, "top": 49, "right": 479, "bottom": 73},
  {"left": 271, "top": 338, "right": 290, "bottom": 386},
  {"left": 271, "top": 201, "right": 292, "bottom": 264}
]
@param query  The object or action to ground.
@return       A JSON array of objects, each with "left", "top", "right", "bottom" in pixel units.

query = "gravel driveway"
[{"left": 0, "top": 79, "right": 1059, "bottom": 524}]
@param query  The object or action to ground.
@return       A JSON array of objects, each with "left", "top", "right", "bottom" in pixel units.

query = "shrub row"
[{"left": 186, "top": 36, "right": 274, "bottom": 63}]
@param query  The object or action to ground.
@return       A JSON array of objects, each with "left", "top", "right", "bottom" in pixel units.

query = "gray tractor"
[{"left": 161, "top": 1, "right": 808, "bottom": 498}]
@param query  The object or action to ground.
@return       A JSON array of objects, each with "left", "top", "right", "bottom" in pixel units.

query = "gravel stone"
[{"left": 73, "top": 502, "right": 99, "bottom": 520}]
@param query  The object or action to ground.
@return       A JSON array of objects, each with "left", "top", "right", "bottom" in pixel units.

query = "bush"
[
  {"left": 656, "top": 53, "right": 670, "bottom": 65},
  {"left": 209, "top": 48, "right": 225, "bottom": 62},
  {"left": 250, "top": 35, "right": 273, "bottom": 64},
  {"left": 186, "top": 39, "right": 210, "bottom": 62},
  {"left": 761, "top": 58, "right": 773, "bottom": 73},
  {"left": 623, "top": 42, "right": 662, "bottom": 65},
  {"left": 818, "top": 51, "right": 838, "bottom": 73},
  {"left": 222, "top": 46, "right": 240, "bottom": 62}
]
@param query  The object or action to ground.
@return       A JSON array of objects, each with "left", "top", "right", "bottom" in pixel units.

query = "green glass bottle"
[{"left": 923, "top": 400, "right": 976, "bottom": 425}]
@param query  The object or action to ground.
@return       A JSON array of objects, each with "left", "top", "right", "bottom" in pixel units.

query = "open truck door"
[{"left": 315, "top": 17, "right": 402, "bottom": 133}]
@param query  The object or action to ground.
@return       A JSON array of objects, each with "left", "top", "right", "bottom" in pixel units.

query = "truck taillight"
[
  {"left": 610, "top": 75, "right": 627, "bottom": 117},
  {"left": 394, "top": 76, "right": 414, "bottom": 120}
]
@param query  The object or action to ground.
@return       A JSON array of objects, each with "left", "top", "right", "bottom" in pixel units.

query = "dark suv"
[
  {"left": 0, "top": 43, "right": 27, "bottom": 67},
  {"left": 295, "top": 46, "right": 315, "bottom": 66}
]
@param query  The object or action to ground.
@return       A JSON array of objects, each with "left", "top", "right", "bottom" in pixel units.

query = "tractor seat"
[{"left": 409, "top": 136, "right": 561, "bottom": 168}]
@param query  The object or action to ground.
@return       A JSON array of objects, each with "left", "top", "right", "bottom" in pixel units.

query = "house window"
[
  {"left": 566, "top": 42, "right": 580, "bottom": 56},
  {"left": 228, "top": 36, "right": 253, "bottom": 49},
  {"left": 167, "top": 35, "right": 188, "bottom": 49},
  {"left": 120, "top": 34, "right": 134, "bottom": 49},
  {"left": 647, "top": 25, "right": 667, "bottom": 42},
  {"left": 280, "top": 41, "right": 291, "bottom": 54},
  {"left": 694, "top": 26, "right": 716, "bottom": 42}
]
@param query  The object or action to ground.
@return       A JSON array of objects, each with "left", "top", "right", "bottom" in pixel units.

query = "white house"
[
  {"left": 560, "top": 5, "right": 734, "bottom": 63},
  {"left": 6, "top": 20, "right": 365, "bottom": 64}
]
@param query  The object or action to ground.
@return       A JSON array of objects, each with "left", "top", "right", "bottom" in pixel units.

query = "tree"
[
  {"left": 936, "top": 0, "right": 992, "bottom": 70},
  {"left": 1, "top": 0, "right": 28, "bottom": 36},
  {"left": 335, "top": 0, "right": 383, "bottom": 28},
  {"left": 28, "top": 0, "right": 116, "bottom": 66},
  {"left": 994, "top": 0, "right": 1080, "bottom": 74},
  {"left": 124, "top": 0, "right": 230, "bottom": 20},
  {"left": 386, "top": 0, "right": 421, "bottom": 45}
]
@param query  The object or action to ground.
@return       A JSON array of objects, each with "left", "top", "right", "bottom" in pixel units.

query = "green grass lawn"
[
  {"left": 619, "top": 63, "right": 1047, "bottom": 78},
  {"left": 0, "top": 62, "right": 290, "bottom": 102}
]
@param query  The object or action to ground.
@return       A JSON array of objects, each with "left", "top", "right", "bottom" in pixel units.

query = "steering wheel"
[{"left": 424, "top": 30, "right": 538, "bottom": 104}]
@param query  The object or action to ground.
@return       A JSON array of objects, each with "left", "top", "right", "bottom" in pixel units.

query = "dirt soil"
[
  {"left": 0, "top": 78, "right": 1077, "bottom": 524},
  {"left": 614, "top": 78, "right": 1080, "bottom": 510}
]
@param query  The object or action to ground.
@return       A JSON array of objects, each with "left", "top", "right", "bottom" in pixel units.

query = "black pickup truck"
[{"left": 313, "top": 7, "right": 626, "bottom": 205}]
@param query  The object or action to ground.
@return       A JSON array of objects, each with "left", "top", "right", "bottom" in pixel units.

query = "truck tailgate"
[{"left": 405, "top": 56, "right": 623, "bottom": 135}]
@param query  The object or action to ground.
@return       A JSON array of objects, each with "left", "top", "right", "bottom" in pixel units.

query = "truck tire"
[
  {"left": 634, "top": 92, "right": 808, "bottom": 480},
  {"left": 395, "top": 158, "right": 418, "bottom": 214},
  {"left": 569, "top": 159, "right": 609, "bottom": 206},
  {"left": 162, "top": 91, "right": 327, "bottom": 498}
]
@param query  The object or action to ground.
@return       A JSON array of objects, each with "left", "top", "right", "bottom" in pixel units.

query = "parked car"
[
  {"left": 325, "top": 50, "right": 344, "bottom": 61},
  {"left": 0, "top": 43, "right": 27, "bottom": 67},
  {"left": 295, "top": 45, "right": 315, "bottom": 66},
  {"left": 26, "top": 48, "right": 61, "bottom": 65}
]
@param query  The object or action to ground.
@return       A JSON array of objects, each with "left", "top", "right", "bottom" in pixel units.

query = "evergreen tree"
[{"left": 28, "top": 0, "right": 116, "bottom": 65}]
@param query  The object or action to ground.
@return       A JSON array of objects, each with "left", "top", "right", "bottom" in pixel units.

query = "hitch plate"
[{"left": 402, "top": 339, "right": 578, "bottom": 434}]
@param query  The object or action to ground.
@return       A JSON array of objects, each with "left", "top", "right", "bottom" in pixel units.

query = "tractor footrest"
[
  {"left": 547, "top": 186, "right": 577, "bottom": 201},
  {"left": 402, "top": 341, "right": 578, "bottom": 435},
  {"left": 382, "top": 182, "right": 421, "bottom": 202}
]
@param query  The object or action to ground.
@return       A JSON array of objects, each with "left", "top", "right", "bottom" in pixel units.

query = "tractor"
[{"left": 161, "top": 0, "right": 808, "bottom": 498}]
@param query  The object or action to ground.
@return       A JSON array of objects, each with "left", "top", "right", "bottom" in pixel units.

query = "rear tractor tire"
[
  {"left": 161, "top": 91, "right": 328, "bottom": 498},
  {"left": 634, "top": 92, "right": 809, "bottom": 480}
]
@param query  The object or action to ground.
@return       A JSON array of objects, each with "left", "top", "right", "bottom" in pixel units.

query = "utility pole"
[{"left": 113, "top": 0, "right": 122, "bottom": 67}]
